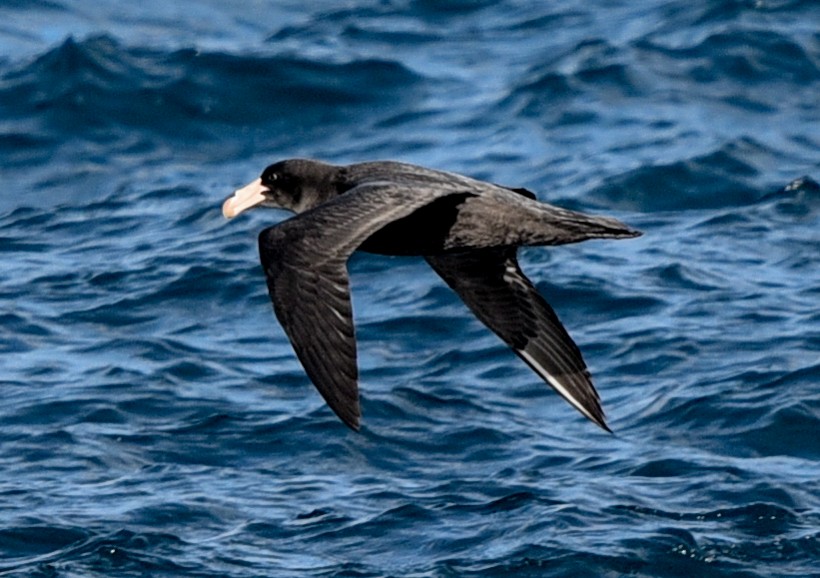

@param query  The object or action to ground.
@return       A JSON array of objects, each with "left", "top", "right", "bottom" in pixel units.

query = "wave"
[
  {"left": 636, "top": 29, "right": 819, "bottom": 85},
  {"left": 585, "top": 138, "right": 815, "bottom": 211},
  {"left": 0, "top": 34, "right": 423, "bottom": 153}
]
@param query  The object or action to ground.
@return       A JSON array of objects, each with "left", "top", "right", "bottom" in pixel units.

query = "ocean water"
[{"left": 1, "top": 0, "right": 819, "bottom": 576}]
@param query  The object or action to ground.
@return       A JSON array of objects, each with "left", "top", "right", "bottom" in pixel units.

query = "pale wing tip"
[
  {"left": 567, "top": 387, "right": 612, "bottom": 433},
  {"left": 517, "top": 350, "right": 613, "bottom": 432},
  {"left": 594, "top": 413, "right": 614, "bottom": 434}
]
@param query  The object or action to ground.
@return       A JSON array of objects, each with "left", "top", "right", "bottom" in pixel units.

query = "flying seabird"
[{"left": 222, "top": 159, "right": 641, "bottom": 431}]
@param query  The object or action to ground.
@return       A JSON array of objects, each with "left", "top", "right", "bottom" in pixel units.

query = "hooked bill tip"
[
  {"left": 222, "top": 197, "right": 238, "bottom": 219},
  {"left": 221, "top": 178, "right": 267, "bottom": 219}
]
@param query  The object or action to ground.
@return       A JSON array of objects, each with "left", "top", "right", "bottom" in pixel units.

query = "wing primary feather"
[
  {"left": 426, "top": 248, "right": 611, "bottom": 431},
  {"left": 255, "top": 180, "right": 460, "bottom": 430}
]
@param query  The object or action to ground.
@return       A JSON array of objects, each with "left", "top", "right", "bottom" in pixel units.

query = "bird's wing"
[
  {"left": 425, "top": 248, "right": 610, "bottom": 431},
  {"left": 258, "top": 182, "right": 458, "bottom": 430},
  {"left": 259, "top": 242, "right": 360, "bottom": 429}
]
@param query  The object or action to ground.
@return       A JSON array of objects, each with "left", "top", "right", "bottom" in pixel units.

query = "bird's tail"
[{"left": 537, "top": 204, "right": 642, "bottom": 246}]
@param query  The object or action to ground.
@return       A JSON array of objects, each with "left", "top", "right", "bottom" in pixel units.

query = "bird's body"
[{"left": 222, "top": 159, "right": 641, "bottom": 431}]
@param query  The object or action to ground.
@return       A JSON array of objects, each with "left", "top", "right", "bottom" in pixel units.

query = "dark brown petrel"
[{"left": 222, "top": 159, "right": 641, "bottom": 431}]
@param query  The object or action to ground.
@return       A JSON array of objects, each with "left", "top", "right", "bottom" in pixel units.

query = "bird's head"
[{"left": 222, "top": 159, "right": 339, "bottom": 218}]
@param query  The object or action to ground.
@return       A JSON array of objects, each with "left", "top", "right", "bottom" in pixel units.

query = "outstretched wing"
[
  {"left": 259, "top": 232, "right": 360, "bottom": 428},
  {"left": 258, "top": 182, "right": 459, "bottom": 430},
  {"left": 426, "top": 248, "right": 610, "bottom": 431}
]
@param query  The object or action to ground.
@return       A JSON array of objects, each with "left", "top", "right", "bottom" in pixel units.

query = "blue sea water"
[{"left": 1, "top": 0, "right": 819, "bottom": 576}]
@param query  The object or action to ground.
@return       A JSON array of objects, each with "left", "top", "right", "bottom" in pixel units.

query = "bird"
[{"left": 222, "top": 159, "right": 641, "bottom": 432}]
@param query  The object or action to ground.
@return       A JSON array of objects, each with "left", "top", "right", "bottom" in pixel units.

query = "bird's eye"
[{"left": 261, "top": 171, "right": 280, "bottom": 186}]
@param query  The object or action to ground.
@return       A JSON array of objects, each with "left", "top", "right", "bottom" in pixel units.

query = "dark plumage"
[{"left": 222, "top": 159, "right": 641, "bottom": 431}]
